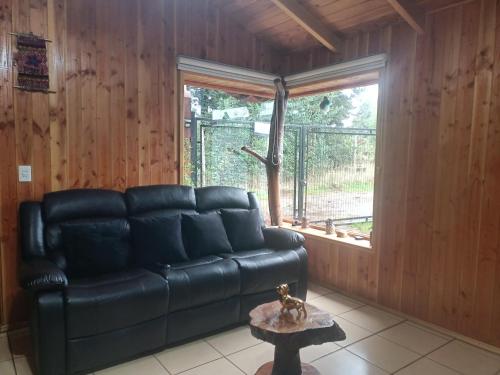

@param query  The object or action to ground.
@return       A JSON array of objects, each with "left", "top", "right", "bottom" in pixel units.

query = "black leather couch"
[{"left": 19, "top": 185, "right": 308, "bottom": 375}]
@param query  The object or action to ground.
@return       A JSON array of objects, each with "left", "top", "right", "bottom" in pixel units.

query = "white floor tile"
[
  {"left": 177, "top": 358, "right": 244, "bottom": 375},
  {"left": 300, "top": 342, "right": 341, "bottom": 363},
  {"left": 348, "top": 335, "right": 420, "bottom": 373},
  {"left": 206, "top": 326, "right": 261, "bottom": 355},
  {"left": 309, "top": 293, "right": 364, "bottom": 315},
  {"left": 340, "top": 305, "right": 404, "bottom": 333},
  {"left": 0, "top": 360, "right": 16, "bottom": 375},
  {"left": 333, "top": 316, "right": 373, "bottom": 347},
  {"left": 95, "top": 356, "right": 168, "bottom": 375},
  {"left": 379, "top": 322, "right": 451, "bottom": 355},
  {"left": 312, "top": 349, "right": 389, "bottom": 375},
  {"left": 13, "top": 356, "right": 34, "bottom": 375},
  {"left": 307, "top": 283, "right": 333, "bottom": 300},
  {"left": 428, "top": 340, "right": 500, "bottom": 375},
  {"left": 395, "top": 358, "right": 461, "bottom": 375},
  {"left": 226, "top": 342, "right": 274, "bottom": 374},
  {"left": 0, "top": 335, "right": 11, "bottom": 362},
  {"left": 156, "top": 340, "right": 221, "bottom": 374}
]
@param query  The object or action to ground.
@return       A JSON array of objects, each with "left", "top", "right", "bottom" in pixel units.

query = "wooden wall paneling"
[
  {"left": 48, "top": 0, "right": 68, "bottom": 191},
  {"left": 160, "top": 0, "right": 177, "bottom": 183},
  {"left": 0, "top": 0, "right": 14, "bottom": 325},
  {"left": 286, "top": 0, "right": 500, "bottom": 347},
  {"left": 124, "top": 0, "right": 140, "bottom": 187},
  {"left": 137, "top": 0, "right": 153, "bottom": 185},
  {"left": 110, "top": 0, "right": 127, "bottom": 190},
  {"left": 427, "top": 6, "right": 463, "bottom": 330},
  {"left": 489, "top": 1, "right": 500, "bottom": 346},
  {"left": 80, "top": 0, "right": 98, "bottom": 188},
  {"left": 206, "top": 0, "right": 218, "bottom": 62},
  {"left": 95, "top": 0, "right": 112, "bottom": 189},
  {"left": 29, "top": 0, "right": 50, "bottom": 200},
  {"left": 13, "top": 0, "right": 34, "bottom": 201},
  {"left": 65, "top": 0, "right": 81, "bottom": 188},
  {"left": 374, "top": 22, "right": 416, "bottom": 310},
  {"left": 191, "top": 0, "right": 207, "bottom": 61},
  {"left": 147, "top": 0, "right": 162, "bottom": 185},
  {"left": 471, "top": 0, "right": 498, "bottom": 342},
  {"left": 454, "top": 0, "right": 482, "bottom": 337},
  {"left": 10, "top": 0, "right": 34, "bottom": 326},
  {"left": 399, "top": 12, "right": 436, "bottom": 321}
]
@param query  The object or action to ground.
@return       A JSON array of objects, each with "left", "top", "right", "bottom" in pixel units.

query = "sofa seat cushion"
[
  {"left": 167, "top": 256, "right": 240, "bottom": 312},
  {"left": 221, "top": 249, "right": 301, "bottom": 295},
  {"left": 65, "top": 269, "right": 168, "bottom": 339}
]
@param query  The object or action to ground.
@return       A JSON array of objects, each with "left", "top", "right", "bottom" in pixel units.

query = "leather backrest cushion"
[
  {"left": 44, "top": 189, "right": 126, "bottom": 223},
  {"left": 61, "top": 219, "right": 131, "bottom": 278},
  {"left": 125, "top": 185, "right": 196, "bottom": 215},
  {"left": 129, "top": 214, "right": 189, "bottom": 266},
  {"left": 182, "top": 213, "right": 232, "bottom": 258},
  {"left": 221, "top": 209, "right": 265, "bottom": 251},
  {"left": 195, "top": 186, "right": 250, "bottom": 212},
  {"left": 130, "top": 208, "right": 198, "bottom": 219}
]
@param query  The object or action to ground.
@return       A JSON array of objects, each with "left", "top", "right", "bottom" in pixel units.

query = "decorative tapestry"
[{"left": 14, "top": 34, "right": 49, "bottom": 92}]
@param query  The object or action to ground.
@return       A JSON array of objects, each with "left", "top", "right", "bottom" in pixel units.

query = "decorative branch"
[{"left": 241, "top": 146, "right": 268, "bottom": 165}]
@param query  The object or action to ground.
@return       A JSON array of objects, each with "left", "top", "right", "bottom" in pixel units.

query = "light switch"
[{"left": 19, "top": 165, "right": 32, "bottom": 182}]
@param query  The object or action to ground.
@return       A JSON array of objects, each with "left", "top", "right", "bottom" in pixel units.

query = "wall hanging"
[{"left": 11, "top": 32, "right": 53, "bottom": 93}]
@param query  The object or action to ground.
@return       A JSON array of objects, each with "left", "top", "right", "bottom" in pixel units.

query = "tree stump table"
[{"left": 249, "top": 301, "right": 346, "bottom": 375}]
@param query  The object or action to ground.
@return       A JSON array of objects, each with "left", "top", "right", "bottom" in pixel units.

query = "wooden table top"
[{"left": 250, "top": 301, "right": 337, "bottom": 334}]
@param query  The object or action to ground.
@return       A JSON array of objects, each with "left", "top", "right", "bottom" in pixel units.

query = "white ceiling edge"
[
  {"left": 177, "top": 53, "right": 387, "bottom": 90},
  {"left": 284, "top": 54, "right": 387, "bottom": 88}
]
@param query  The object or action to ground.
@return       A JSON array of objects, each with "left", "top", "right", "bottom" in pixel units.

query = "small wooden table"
[{"left": 249, "top": 301, "right": 346, "bottom": 375}]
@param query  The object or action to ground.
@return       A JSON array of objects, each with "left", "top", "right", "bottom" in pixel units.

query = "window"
[{"left": 183, "top": 83, "right": 379, "bottom": 236}]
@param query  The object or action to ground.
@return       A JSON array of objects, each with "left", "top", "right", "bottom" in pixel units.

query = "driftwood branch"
[
  {"left": 241, "top": 146, "right": 268, "bottom": 165},
  {"left": 240, "top": 78, "right": 288, "bottom": 226}
]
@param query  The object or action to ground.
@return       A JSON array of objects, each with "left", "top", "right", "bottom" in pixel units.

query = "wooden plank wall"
[
  {"left": 0, "top": 0, "right": 279, "bottom": 329},
  {"left": 285, "top": 0, "right": 500, "bottom": 347}
]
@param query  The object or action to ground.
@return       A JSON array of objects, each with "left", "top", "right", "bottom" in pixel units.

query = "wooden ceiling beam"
[
  {"left": 386, "top": 0, "right": 425, "bottom": 34},
  {"left": 269, "top": 0, "right": 342, "bottom": 52}
]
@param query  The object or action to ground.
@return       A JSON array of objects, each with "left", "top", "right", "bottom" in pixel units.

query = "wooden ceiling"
[{"left": 212, "top": 0, "right": 472, "bottom": 52}]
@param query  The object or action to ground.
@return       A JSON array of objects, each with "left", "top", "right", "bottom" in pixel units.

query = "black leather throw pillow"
[
  {"left": 129, "top": 214, "right": 189, "bottom": 266},
  {"left": 61, "top": 219, "right": 131, "bottom": 278},
  {"left": 221, "top": 209, "right": 265, "bottom": 251},
  {"left": 182, "top": 213, "right": 232, "bottom": 258}
]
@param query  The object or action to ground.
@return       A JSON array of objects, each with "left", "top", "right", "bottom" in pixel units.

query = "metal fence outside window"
[{"left": 184, "top": 115, "right": 376, "bottom": 229}]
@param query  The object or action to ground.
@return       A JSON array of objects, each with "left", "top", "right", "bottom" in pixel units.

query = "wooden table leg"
[
  {"left": 255, "top": 345, "right": 320, "bottom": 375},
  {"left": 255, "top": 362, "right": 320, "bottom": 375}
]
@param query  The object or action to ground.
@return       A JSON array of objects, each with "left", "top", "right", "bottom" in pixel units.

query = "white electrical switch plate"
[{"left": 19, "top": 165, "right": 32, "bottom": 182}]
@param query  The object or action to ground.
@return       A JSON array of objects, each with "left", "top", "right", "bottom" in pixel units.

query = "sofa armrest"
[
  {"left": 20, "top": 259, "right": 68, "bottom": 292},
  {"left": 263, "top": 227, "right": 305, "bottom": 250}
]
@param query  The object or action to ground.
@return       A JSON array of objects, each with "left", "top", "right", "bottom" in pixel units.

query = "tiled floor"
[{"left": 2, "top": 284, "right": 500, "bottom": 375}]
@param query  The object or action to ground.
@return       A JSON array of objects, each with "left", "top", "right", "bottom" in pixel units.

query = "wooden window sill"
[{"left": 280, "top": 223, "right": 373, "bottom": 251}]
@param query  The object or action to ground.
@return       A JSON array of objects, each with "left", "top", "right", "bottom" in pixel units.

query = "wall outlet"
[{"left": 19, "top": 165, "right": 32, "bottom": 182}]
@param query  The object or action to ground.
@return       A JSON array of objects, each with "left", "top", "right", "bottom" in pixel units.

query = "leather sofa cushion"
[
  {"left": 130, "top": 214, "right": 188, "bottom": 266},
  {"left": 221, "top": 209, "right": 265, "bottom": 251},
  {"left": 65, "top": 269, "right": 168, "bottom": 338},
  {"left": 61, "top": 219, "right": 131, "bottom": 278},
  {"left": 125, "top": 185, "right": 196, "bottom": 215},
  {"left": 167, "top": 256, "right": 240, "bottom": 312},
  {"left": 223, "top": 249, "right": 301, "bottom": 295},
  {"left": 182, "top": 213, "right": 232, "bottom": 258},
  {"left": 195, "top": 186, "right": 250, "bottom": 212}
]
